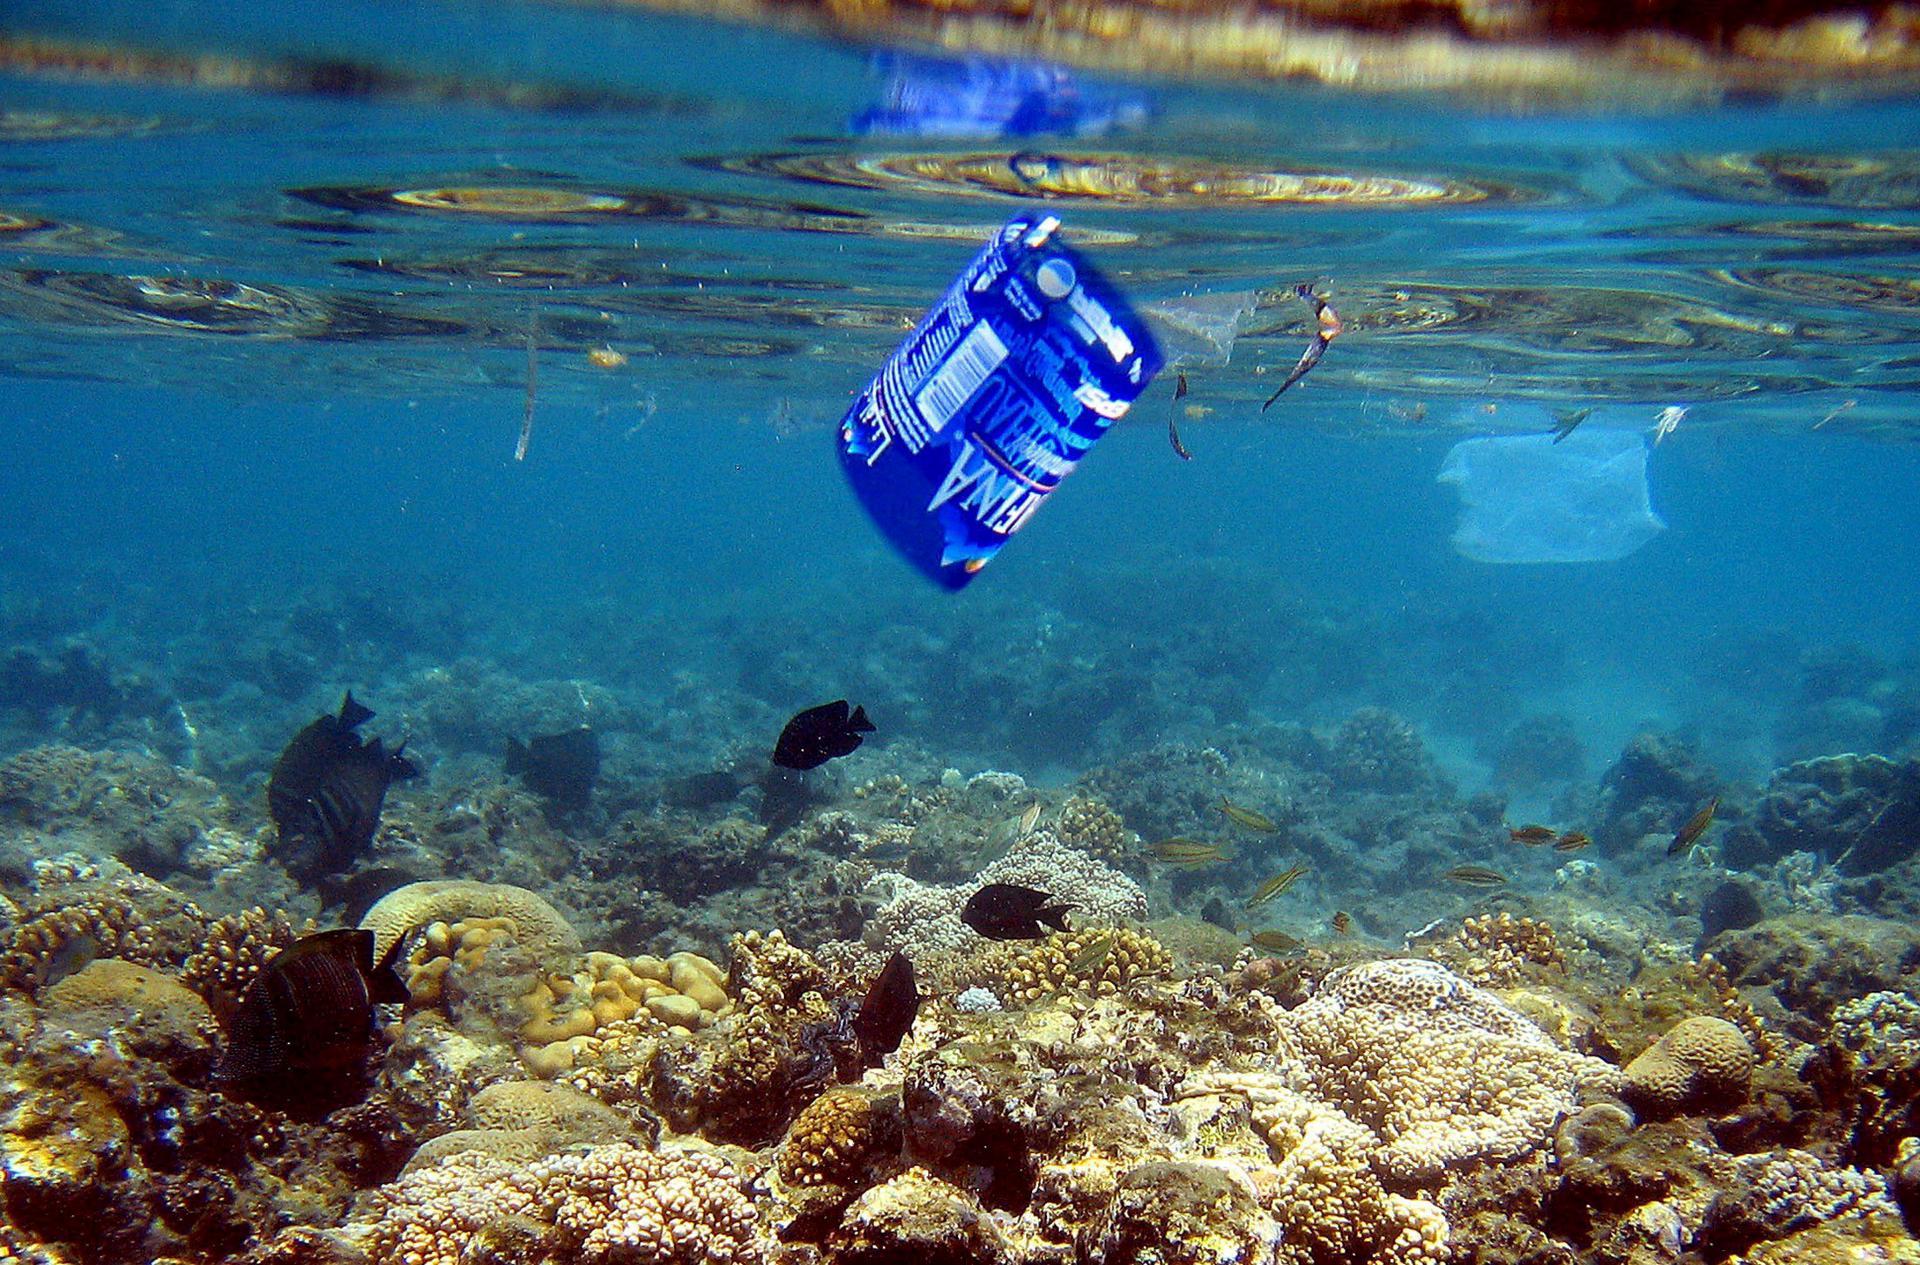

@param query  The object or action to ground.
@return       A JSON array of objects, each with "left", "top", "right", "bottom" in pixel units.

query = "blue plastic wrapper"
[
  {"left": 850, "top": 52, "right": 1150, "bottom": 139},
  {"left": 839, "top": 216, "right": 1163, "bottom": 590}
]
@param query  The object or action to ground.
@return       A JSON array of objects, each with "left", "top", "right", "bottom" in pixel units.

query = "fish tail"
[{"left": 1039, "top": 904, "right": 1074, "bottom": 932}]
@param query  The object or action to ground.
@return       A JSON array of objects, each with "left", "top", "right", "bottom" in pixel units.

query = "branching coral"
[
  {"left": 1437, "top": 913, "right": 1566, "bottom": 988},
  {"left": 1053, "top": 796, "right": 1133, "bottom": 865},
  {"left": 354, "top": 1142, "right": 763, "bottom": 1265},
  {"left": 0, "top": 884, "right": 203, "bottom": 993},
  {"left": 1002, "top": 928, "right": 1171, "bottom": 1006},
  {"left": 178, "top": 905, "right": 313, "bottom": 1008},
  {"left": 1283, "top": 959, "right": 1622, "bottom": 1182},
  {"left": 1255, "top": 1087, "right": 1451, "bottom": 1265}
]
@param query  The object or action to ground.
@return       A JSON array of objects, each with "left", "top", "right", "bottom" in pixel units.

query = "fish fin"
[
  {"left": 848, "top": 705, "right": 875, "bottom": 734},
  {"left": 389, "top": 742, "right": 419, "bottom": 781},
  {"left": 338, "top": 692, "right": 374, "bottom": 730},
  {"left": 368, "top": 931, "right": 412, "bottom": 1007}
]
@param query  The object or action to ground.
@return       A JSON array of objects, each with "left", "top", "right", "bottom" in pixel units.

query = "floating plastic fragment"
[
  {"left": 1140, "top": 289, "right": 1256, "bottom": 369},
  {"left": 1437, "top": 424, "right": 1665, "bottom": 564},
  {"left": 839, "top": 215, "right": 1163, "bottom": 589},
  {"left": 850, "top": 52, "right": 1150, "bottom": 139}
]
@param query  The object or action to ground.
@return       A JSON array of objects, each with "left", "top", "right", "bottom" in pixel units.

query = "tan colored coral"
[
  {"left": 778, "top": 1089, "right": 887, "bottom": 1190},
  {"left": 1692, "top": 952, "right": 1778, "bottom": 1062},
  {"left": 1004, "top": 927, "right": 1172, "bottom": 1005},
  {"left": 1441, "top": 912, "right": 1566, "bottom": 987},
  {"left": 179, "top": 906, "right": 314, "bottom": 1005},
  {"left": 1285, "top": 958, "right": 1622, "bottom": 1182},
  {"left": 1623, "top": 1015, "right": 1754, "bottom": 1118},
  {"left": 515, "top": 950, "right": 729, "bottom": 1078},
  {"left": 725, "top": 929, "right": 826, "bottom": 1014},
  {"left": 40, "top": 958, "right": 209, "bottom": 1022},
  {"left": 360, "top": 879, "right": 581, "bottom": 963},
  {"left": 355, "top": 1142, "right": 762, "bottom": 1265},
  {"left": 0, "top": 892, "right": 189, "bottom": 991},
  {"left": 1054, "top": 795, "right": 1133, "bottom": 864},
  {"left": 468, "top": 1079, "right": 629, "bottom": 1136}
]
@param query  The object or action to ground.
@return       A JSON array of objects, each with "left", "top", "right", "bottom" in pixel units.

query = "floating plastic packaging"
[
  {"left": 850, "top": 53, "right": 1150, "bottom": 139},
  {"left": 1437, "top": 426, "right": 1665, "bottom": 564},
  {"left": 839, "top": 215, "right": 1163, "bottom": 589},
  {"left": 1140, "top": 289, "right": 1257, "bottom": 369}
]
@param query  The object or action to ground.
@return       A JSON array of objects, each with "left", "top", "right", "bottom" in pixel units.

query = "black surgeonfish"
[
  {"left": 772, "top": 700, "right": 874, "bottom": 771},
  {"left": 267, "top": 693, "right": 417, "bottom": 884},
  {"left": 216, "top": 928, "right": 407, "bottom": 1110},
  {"left": 959, "top": 882, "right": 1074, "bottom": 940},
  {"left": 505, "top": 724, "right": 599, "bottom": 812},
  {"left": 855, "top": 950, "right": 919, "bottom": 1068}
]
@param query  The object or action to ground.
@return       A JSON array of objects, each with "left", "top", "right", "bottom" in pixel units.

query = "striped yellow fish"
[
  {"left": 1246, "top": 866, "right": 1309, "bottom": 908},
  {"left": 1248, "top": 929, "right": 1305, "bottom": 954},
  {"left": 1218, "top": 798, "right": 1279, "bottom": 833},
  {"left": 1151, "top": 838, "right": 1231, "bottom": 864},
  {"left": 1330, "top": 910, "right": 1352, "bottom": 935},
  {"left": 1443, "top": 865, "right": 1508, "bottom": 887},
  {"left": 1552, "top": 831, "right": 1592, "bottom": 853}
]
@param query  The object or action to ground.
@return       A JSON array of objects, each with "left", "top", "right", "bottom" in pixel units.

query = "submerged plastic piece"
[
  {"left": 1140, "top": 289, "right": 1257, "bottom": 368},
  {"left": 839, "top": 215, "right": 1163, "bottom": 589},
  {"left": 850, "top": 52, "right": 1151, "bottom": 139},
  {"left": 1438, "top": 425, "right": 1665, "bottom": 563}
]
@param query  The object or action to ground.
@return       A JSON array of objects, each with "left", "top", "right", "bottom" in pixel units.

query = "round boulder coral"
[
  {"left": 1623, "top": 1015, "right": 1755, "bottom": 1118},
  {"left": 360, "top": 879, "right": 582, "bottom": 963}
]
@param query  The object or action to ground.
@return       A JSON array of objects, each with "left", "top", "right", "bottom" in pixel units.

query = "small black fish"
[
  {"left": 855, "top": 950, "right": 919, "bottom": 1067},
  {"left": 505, "top": 724, "right": 599, "bottom": 812},
  {"left": 267, "top": 693, "right": 418, "bottom": 885},
  {"left": 772, "top": 699, "right": 874, "bottom": 771},
  {"left": 960, "top": 882, "right": 1074, "bottom": 941},
  {"left": 216, "top": 928, "right": 407, "bottom": 1111}
]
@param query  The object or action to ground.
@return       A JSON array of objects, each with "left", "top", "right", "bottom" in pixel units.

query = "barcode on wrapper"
[{"left": 915, "top": 320, "right": 1009, "bottom": 434}]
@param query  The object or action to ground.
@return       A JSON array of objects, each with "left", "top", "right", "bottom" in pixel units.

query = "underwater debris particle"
[{"left": 516, "top": 306, "right": 537, "bottom": 462}]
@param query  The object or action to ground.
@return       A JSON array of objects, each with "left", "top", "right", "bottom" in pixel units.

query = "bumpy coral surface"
[
  {"left": 1440, "top": 912, "right": 1567, "bottom": 988},
  {"left": 1002, "top": 927, "right": 1171, "bottom": 1005},
  {"left": 1623, "top": 1015, "right": 1755, "bottom": 1118},
  {"left": 361, "top": 878, "right": 583, "bottom": 962},
  {"left": 354, "top": 1141, "right": 763, "bottom": 1265},
  {"left": 1284, "top": 958, "right": 1622, "bottom": 1181}
]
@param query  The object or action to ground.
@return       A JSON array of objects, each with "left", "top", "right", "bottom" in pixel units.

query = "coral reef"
[
  {"left": 1285, "top": 959, "right": 1622, "bottom": 1182},
  {"left": 1434, "top": 912, "right": 1567, "bottom": 988},
  {"left": 361, "top": 878, "right": 583, "bottom": 963},
  {"left": 1723, "top": 753, "right": 1920, "bottom": 873},
  {"left": 1000, "top": 927, "right": 1172, "bottom": 1005},
  {"left": 352, "top": 1142, "right": 763, "bottom": 1264},
  {"left": 1622, "top": 1015, "right": 1756, "bottom": 1118}
]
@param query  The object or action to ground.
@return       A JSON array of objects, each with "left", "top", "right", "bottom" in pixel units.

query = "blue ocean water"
[{"left": 2, "top": 2, "right": 1918, "bottom": 805}]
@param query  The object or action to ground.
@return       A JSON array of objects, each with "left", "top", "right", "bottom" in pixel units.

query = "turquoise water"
[{"left": 4, "top": 5, "right": 1918, "bottom": 795}]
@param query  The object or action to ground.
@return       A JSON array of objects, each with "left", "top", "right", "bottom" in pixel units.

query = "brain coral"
[
  {"left": 361, "top": 879, "right": 582, "bottom": 963},
  {"left": 1623, "top": 1015, "right": 1754, "bottom": 1118},
  {"left": 1284, "top": 958, "right": 1622, "bottom": 1182},
  {"left": 355, "top": 1142, "right": 762, "bottom": 1265}
]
